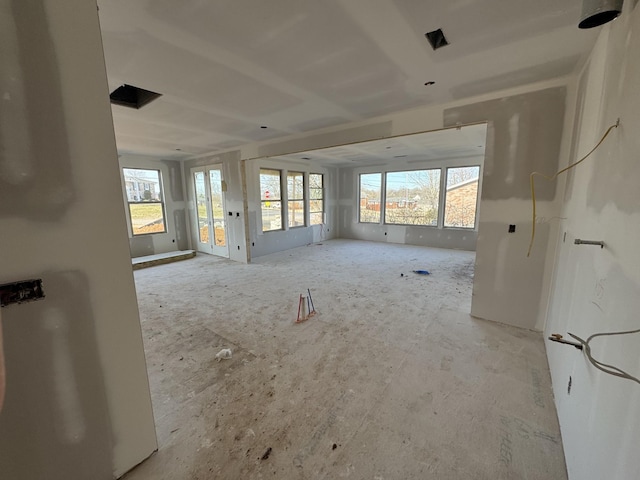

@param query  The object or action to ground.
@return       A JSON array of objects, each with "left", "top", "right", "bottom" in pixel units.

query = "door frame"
[{"left": 191, "top": 165, "right": 229, "bottom": 258}]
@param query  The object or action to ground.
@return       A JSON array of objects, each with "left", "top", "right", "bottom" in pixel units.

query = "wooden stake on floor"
[{"left": 296, "top": 289, "right": 316, "bottom": 323}]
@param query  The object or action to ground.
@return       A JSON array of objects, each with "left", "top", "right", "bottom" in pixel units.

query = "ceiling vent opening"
[
  {"left": 425, "top": 29, "right": 449, "bottom": 50},
  {"left": 109, "top": 84, "right": 162, "bottom": 109}
]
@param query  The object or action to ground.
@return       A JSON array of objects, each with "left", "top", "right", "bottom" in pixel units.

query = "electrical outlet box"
[{"left": 0, "top": 279, "right": 45, "bottom": 307}]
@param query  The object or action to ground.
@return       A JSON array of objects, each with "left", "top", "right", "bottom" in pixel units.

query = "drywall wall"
[
  {"left": 119, "top": 155, "right": 189, "bottom": 257},
  {"left": 184, "top": 150, "right": 336, "bottom": 260},
  {"left": 337, "top": 152, "right": 484, "bottom": 251},
  {"left": 0, "top": 2, "right": 72, "bottom": 221},
  {"left": 204, "top": 76, "right": 572, "bottom": 329},
  {"left": 545, "top": 3, "right": 640, "bottom": 479},
  {"left": 0, "top": 1, "right": 157, "bottom": 478},
  {"left": 444, "top": 87, "right": 568, "bottom": 329},
  {"left": 245, "top": 157, "right": 337, "bottom": 258}
]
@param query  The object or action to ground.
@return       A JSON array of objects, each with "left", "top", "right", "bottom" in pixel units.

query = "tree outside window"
[
  {"left": 384, "top": 169, "right": 441, "bottom": 226},
  {"left": 309, "top": 174, "right": 324, "bottom": 225},
  {"left": 359, "top": 173, "right": 382, "bottom": 223},
  {"left": 287, "top": 171, "right": 305, "bottom": 228},
  {"left": 260, "top": 169, "right": 282, "bottom": 232}
]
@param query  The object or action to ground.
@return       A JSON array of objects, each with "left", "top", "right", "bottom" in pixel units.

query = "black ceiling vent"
[
  {"left": 109, "top": 84, "right": 162, "bottom": 109},
  {"left": 425, "top": 29, "right": 449, "bottom": 50}
]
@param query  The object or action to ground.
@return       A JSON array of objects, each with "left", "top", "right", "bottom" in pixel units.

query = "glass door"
[
  {"left": 192, "top": 165, "right": 228, "bottom": 257},
  {"left": 208, "top": 168, "right": 227, "bottom": 254}
]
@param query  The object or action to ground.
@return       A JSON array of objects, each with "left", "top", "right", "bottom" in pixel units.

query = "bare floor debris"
[
  {"left": 214, "top": 348, "right": 232, "bottom": 361},
  {"left": 260, "top": 447, "right": 272, "bottom": 460},
  {"left": 126, "top": 239, "right": 566, "bottom": 480},
  {"left": 412, "top": 269, "right": 430, "bottom": 275}
]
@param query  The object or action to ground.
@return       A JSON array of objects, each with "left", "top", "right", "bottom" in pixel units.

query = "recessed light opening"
[{"left": 109, "top": 84, "right": 162, "bottom": 109}]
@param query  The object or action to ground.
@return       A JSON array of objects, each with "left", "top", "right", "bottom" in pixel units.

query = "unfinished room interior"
[{"left": 1, "top": 0, "right": 639, "bottom": 478}]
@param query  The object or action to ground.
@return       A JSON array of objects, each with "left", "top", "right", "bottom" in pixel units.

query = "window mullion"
[{"left": 437, "top": 167, "right": 446, "bottom": 228}]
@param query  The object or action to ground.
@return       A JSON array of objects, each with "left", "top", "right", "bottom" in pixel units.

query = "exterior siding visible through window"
[
  {"left": 123, "top": 168, "right": 167, "bottom": 235},
  {"left": 444, "top": 166, "right": 480, "bottom": 229}
]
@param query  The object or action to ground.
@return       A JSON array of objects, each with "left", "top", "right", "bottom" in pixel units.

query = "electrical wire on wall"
[
  {"left": 569, "top": 329, "right": 640, "bottom": 384},
  {"left": 550, "top": 328, "right": 640, "bottom": 385},
  {"left": 527, "top": 120, "right": 619, "bottom": 257}
]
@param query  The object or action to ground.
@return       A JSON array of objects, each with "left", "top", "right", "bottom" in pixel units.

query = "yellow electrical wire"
[{"left": 527, "top": 121, "right": 619, "bottom": 257}]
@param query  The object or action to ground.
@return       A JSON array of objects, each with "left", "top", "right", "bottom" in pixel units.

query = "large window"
[
  {"left": 260, "top": 169, "right": 282, "bottom": 232},
  {"left": 444, "top": 166, "right": 480, "bottom": 229},
  {"left": 358, "top": 165, "right": 481, "bottom": 228},
  {"left": 359, "top": 173, "right": 382, "bottom": 223},
  {"left": 123, "top": 168, "right": 166, "bottom": 235},
  {"left": 287, "top": 171, "right": 305, "bottom": 228},
  {"left": 384, "top": 169, "right": 441, "bottom": 226},
  {"left": 309, "top": 173, "right": 324, "bottom": 225}
]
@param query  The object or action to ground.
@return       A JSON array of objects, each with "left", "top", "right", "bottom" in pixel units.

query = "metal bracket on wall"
[{"left": 574, "top": 239, "right": 604, "bottom": 248}]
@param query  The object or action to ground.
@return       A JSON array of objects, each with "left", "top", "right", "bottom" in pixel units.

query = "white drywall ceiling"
[
  {"left": 98, "top": 0, "right": 597, "bottom": 160},
  {"left": 265, "top": 123, "right": 487, "bottom": 167}
]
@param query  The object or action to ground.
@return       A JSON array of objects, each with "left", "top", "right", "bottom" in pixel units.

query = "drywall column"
[
  {"left": 444, "top": 87, "right": 567, "bottom": 330},
  {"left": 545, "top": 3, "right": 640, "bottom": 479},
  {"left": 0, "top": 1, "right": 157, "bottom": 479}
]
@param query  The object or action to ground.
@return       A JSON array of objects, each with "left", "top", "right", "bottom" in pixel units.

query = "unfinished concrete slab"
[{"left": 125, "top": 240, "right": 565, "bottom": 479}]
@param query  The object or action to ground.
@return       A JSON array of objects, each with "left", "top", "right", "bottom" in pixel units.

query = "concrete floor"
[{"left": 125, "top": 240, "right": 566, "bottom": 480}]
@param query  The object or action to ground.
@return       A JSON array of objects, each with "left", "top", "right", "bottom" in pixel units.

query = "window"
[
  {"left": 287, "top": 171, "right": 305, "bottom": 228},
  {"left": 384, "top": 169, "right": 441, "bottom": 226},
  {"left": 359, "top": 173, "right": 382, "bottom": 223},
  {"left": 309, "top": 173, "right": 324, "bottom": 225},
  {"left": 123, "top": 168, "right": 166, "bottom": 235},
  {"left": 444, "top": 166, "right": 480, "bottom": 229},
  {"left": 260, "top": 169, "right": 282, "bottom": 232}
]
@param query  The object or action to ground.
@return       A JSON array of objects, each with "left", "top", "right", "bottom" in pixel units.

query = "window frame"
[
  {"left": 260, "top": 168, "right": 284, "bottom": 232},
  {"left": 358, "top": 172, "right": 383, "bottom": 224},
  {"left": 383, "top": 168, "right": 442, "bottom": 227},
  {"left": 309, "top": 173, "right": 324, "bottom": 226},
  {"left": 443, "top": 165, "right": 481, "bottom": 230},
  {"left": 123, "top": 167, "right": 167, "bottom": 236},
  {"left": 287, "top": 171, "right": 306, "bottom": 229},
  {"left": 356, "top": 162, "right": 482, "bottom": 230}
]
